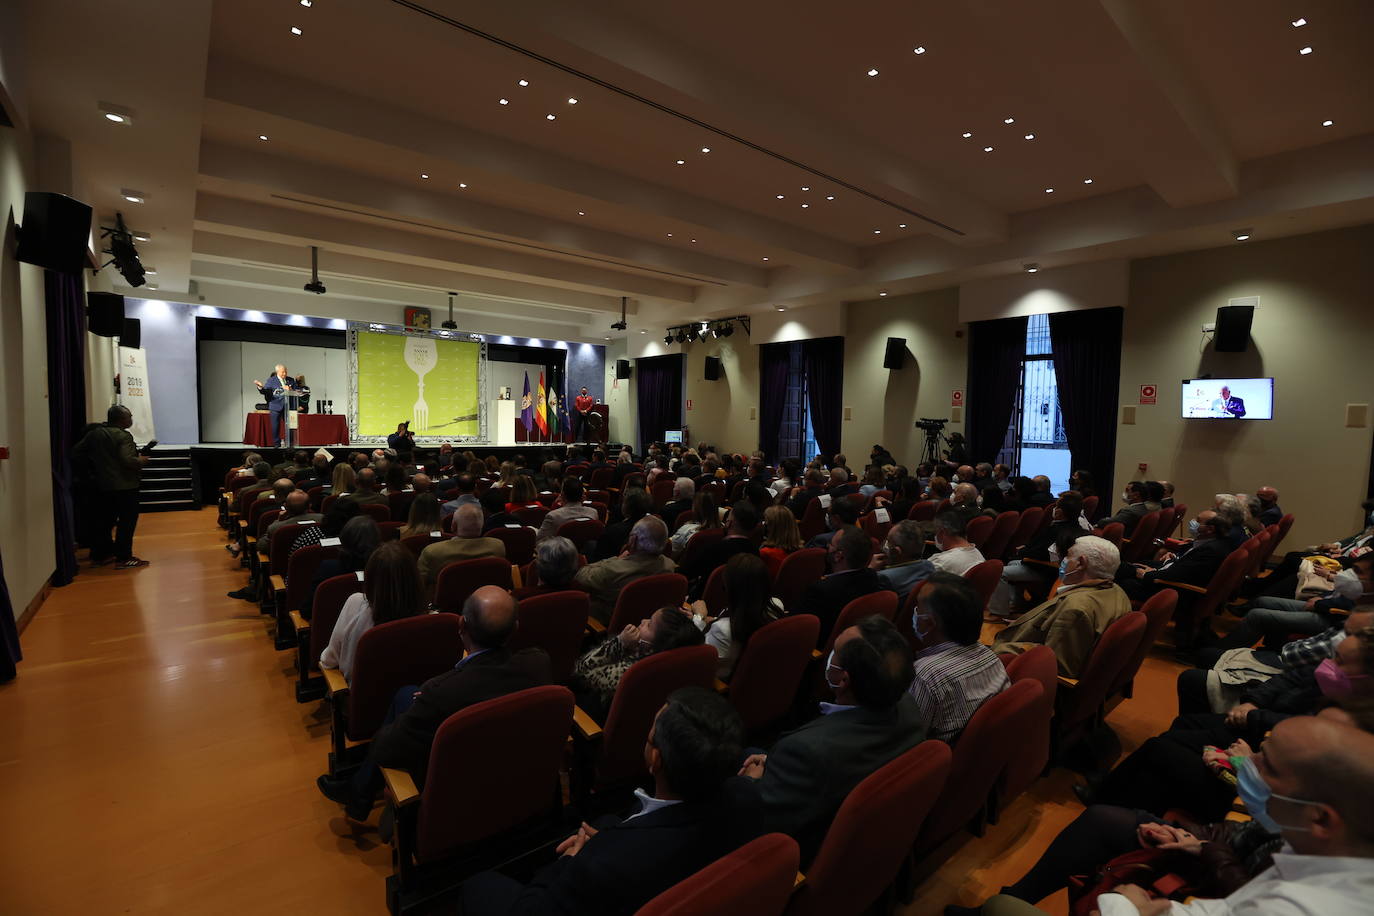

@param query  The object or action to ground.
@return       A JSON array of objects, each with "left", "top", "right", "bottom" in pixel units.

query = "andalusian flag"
[
  {"left": 535, "top": 371, "right": 549, "bottom": 437},
  {"left": 549, "top": 385, "right": 561, "bottom": 437},
  {"left": 520, "top": 372, "right": 534, "bottom": 432}
]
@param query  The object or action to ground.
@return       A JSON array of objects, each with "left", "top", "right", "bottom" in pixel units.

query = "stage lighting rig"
[
  {"left": 303, "top": 245, "right": 326, "bottom": 294},
  {"left": 99, "top": 212, "right": 145, "bottom": 287},
  {"left": 665, "top": 316, "right": 751, "bottom": 344}
]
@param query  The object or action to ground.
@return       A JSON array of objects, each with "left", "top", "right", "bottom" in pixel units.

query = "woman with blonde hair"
[
  {"left": 505, "top": 475, "right": 543, "bottom": 513},
  {"left": 759, "top": 505, "right": 803, "bottom": 578},
  {"left": 400, "top": 493, "right": 442, "bottom": 539},
  {"left": 330, "top": 462, "right": 356, "bottom": 495}
]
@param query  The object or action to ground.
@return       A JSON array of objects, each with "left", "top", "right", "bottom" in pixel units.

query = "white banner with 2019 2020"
[{"left": 119, "top": 346, "right": 156, "bottom": 443}]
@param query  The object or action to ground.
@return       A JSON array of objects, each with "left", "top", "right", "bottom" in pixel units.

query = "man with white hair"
[
  {"left": 252, "top": 363, "right": 294, "bottom": 447},
  {"left": 660, "top": 476, "right": 697, "bottom": 532},
  {"left": 993, "top": 536, "right": 1133, "bottom": 678},
  {"left": 574, "top": 516, "right": 677, "bottom": 623}
]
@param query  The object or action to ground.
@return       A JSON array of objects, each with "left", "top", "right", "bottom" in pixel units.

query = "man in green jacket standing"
[{"left": 73, "top": 405, "right": 150, "bottom": 569}]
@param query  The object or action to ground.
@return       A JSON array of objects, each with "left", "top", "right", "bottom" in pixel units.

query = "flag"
[
  {"left": 520, "top": 372, "right": 533, "bottom": 432},
  {"left": 535, "top": 371, "right": 549, "bottom": 437},
  {"left": 549, "top": 386, "right": 561, "bottom": 437}
]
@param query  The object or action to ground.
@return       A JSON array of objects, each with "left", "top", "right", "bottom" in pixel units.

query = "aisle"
[{"left": 0, "top": 508, "right": 1183, "bottom": 915}]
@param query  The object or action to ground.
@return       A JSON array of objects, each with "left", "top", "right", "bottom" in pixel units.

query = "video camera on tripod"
[
  {"left": 914, "top": 417, "right": 948, "bottom": 433},
  {"left": 915, "top": 417, "right": 950, "bottom": 465}
]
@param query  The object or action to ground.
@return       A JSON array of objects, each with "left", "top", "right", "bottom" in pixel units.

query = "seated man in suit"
[
  {"left": 741, "top": 616, "right": 924, "bottom": 864},
  {"left": 463, "top": 688, "right": 760, "bottom": 916},
  {"left": 341, "top": 468, "right": 388, "bottom": 507},
  {"left": 1118, "top": 509, "right": 1233, "bottom": 602},
  {"left": 315, "top": 586, "right": 550, "bottom": 820},
  {"left": 573, "top": 516, "right": 677, "bottom": 624},
  {"left": 994, "top": 535, "right": 1133, "bottom": 678},
  {"left": 1027, "top": 475, "right": 1055, "bottom": 508},
  {"left": 416, "top": 504, "right": 507, "bottom": 598},
  {"left": 592, "top": 487, "right": 654, "bottom": 561},
  {"left": 440, "top": 473, "right": 481, "bottom": 518},
  {"left": 1256, "top": 486, "right": 1283, "bottom": 527},
  {"left": 797, "top": 524, "right": 885, "bottom": 649},
  {"left": 1105, "top": 480, "right": 1151, "bottom": 537},
  {"left": 257, "top": 489, "right": 322, "bottom": 556}
]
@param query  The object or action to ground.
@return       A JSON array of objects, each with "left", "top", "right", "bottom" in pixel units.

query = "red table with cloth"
[{"left": 242, "top": 412, "right": 349, "bottom": 447}]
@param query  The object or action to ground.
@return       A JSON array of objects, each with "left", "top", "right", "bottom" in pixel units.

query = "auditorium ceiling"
[{"left": 17, "top": 0, "right": 1374, "bottom": 342}]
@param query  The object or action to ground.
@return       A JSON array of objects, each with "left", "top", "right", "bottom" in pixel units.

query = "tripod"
[{"left": 918, "top": 427, "right": 947, "bottom": 467}]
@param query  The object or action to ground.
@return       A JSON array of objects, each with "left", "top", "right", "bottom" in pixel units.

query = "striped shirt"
[{"left": 909, "top": 641, "right": 1011, "bottom": 742}]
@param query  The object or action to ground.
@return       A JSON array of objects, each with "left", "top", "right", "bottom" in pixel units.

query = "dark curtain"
[
  {"left": 635, "top": 354, "right": 684, "bottom": 451},
  {"left": 1049, "top": 307, "right": 1124, "bottom": 518},
  {"left": 0, "top": 547, "right": 18, "bottom": 682},
  {"left": 44, "top": 271, "right": 87, "bottom": 587},
  {"left": 967, "top": 316, "right": 1029, "bottom": 465},
  {"left": 758, "top": 342, "right": 791, "bottom": 461},
  {"left": 802, "top": 336, "right": 844, "bottom": 461}
]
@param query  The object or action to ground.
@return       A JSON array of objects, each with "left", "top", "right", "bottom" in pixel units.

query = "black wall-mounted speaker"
[
  {"left": 615, "top": 358, "right": 631, "bottom": 380},
  {"left": 883, "top": 336, "right": 907, "bottom": 369},
  {"left": 16, "top": 192, "right": 93, "bottom": 274},
  {"left": 704, "top": 356, "right": 722, "bottom": 380},
  {"left": 87, "top": 292, "right": 126, "bottom": 337},
  {"left": 1214, "top": 305, "right": 1253, "bottom": 352},
  {"left": 120, "top": 318, "right": 142, "bottom": 350}
]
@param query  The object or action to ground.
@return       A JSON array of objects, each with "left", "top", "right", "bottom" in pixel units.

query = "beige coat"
[
  {"left": 993, "top": 580, "right": 1133, "bottom": 678},
  {"left": 574, "top": 551, "right": 677, "bottom": 624}
]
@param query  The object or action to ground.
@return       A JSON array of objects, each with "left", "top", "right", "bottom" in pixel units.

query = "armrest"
[
  {"left": 586, "top": 617, "right": 606, "bottom": 635},
  {"left": 510, "top": 565, "right": 523, "bottom": 590},
  {"left": 289, "top": 610, "right": 310, "bottom": 634},
  {"left": 246, "top": 536, "right": 258, "bottom": 550},
  {"left": 572, "top": 705, "right": 602, "bottom": 740},
  {"left": 793, "top": 872, "right": 807, "bottom": 890},
  {"left": 1152, "top": 579, "right": 1208, "bottom": 595},
  {"left": 713, "top": 678, "right": 729, "bottom": 695},
  {"left": 237, "top": 519, "right": 247, "bottom": 531},
  {"left": 382, "top": 767, "right": 421, "bottom": 808},
  {"left": 323, "top": 667, "right": 349, "bottom": 697},
  {"left": 1057, "top": 675, "right": 1080, "bottom": 689},
  {"left": 270, "top": 574, "right": 286, "bottom": 595}
]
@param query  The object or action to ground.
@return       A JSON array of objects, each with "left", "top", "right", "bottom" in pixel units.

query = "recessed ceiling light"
[
  {"left": 776, "top": 194, "right": 784, "bottom": 199},
  {"left": 1322, "top": 119, "right": 1333, "bottom": 127},
  {"left": 961, "top": 132, "right": 972, "bottom": 138},
  {"left": 1083, "top": 178, "right": 1094, "bottom": 184},
  {"left": 567, "top": 97, "right": 578, "bottom": 104},
  {"left": 690, "top": 239, "right": 697, "bottom": 243},
  {"left": 640, "top": 329, "right": 646, "bottom": 333},
  {"left": 518, "top": 79, "right": 529, "bottom": 86},
  {"left": 290, "top": 26, "right": 302, "bottom": 35},
  {"left": 420, "top": 173, "right": 430, "bottom": 179},
  {"left": 1299, "top": 46, "right": 1312, "bottom": 55},
  {"left": 1003, "top": 117, "right": 1014, "bottom": 124},
  {"left": 775, "top": 306, "right": 785, "bottom": 311},
  {"left": 1024, "top": 133, "right": 1035, "bottom": 140},
  {"left": 762, "top": 257, "right": 770, "bottom": 261},
  {"left": 878, "top": 289, "right": 889, "bottom": 297},
  {"left": 103, "top": 112, "right": 128, "bottom": 124},
  {"left": 1291, "top": 17, "right": 1307, "bottom": 27},
  {"left": 825, "top": 195, "right": 835, "bottom": 200},
  {"left": 605, "top": 337, "right": 611, "bottom": 341},
  {"left": 801, "top": 186, "right": 810, "bottom": 191},
  {"left": 1023, "top": 263, "right": 1039, "bottom": 273},
  {"left": 1044, "top": 188, "right": 1054, "bottom": 194},
  {"left": 913, "top": 46, "right": 926, "bottom": 55},
  {"left": 133, "top": 232, "right": 151, "bottom": 242},
  {"left": 498, "top": 98, "right": 509, "bottom": 105},
  {"left": 675, "top": 159, "right": 685, "bottom": 165},
  {"left": 1232, "top": 228, "right": 1252, "bottom": 241},
  {"left": 577, "top": 210, "right": 585, "bottom": 216},
  {"left": 300, "top": 0, "right": 312, "bottom": 6},
  {"left": 667, "top": 233, "right": 673, "bottom": 238},
  {"left": 867, "top": 68, "right": 879, "bottom": 77},
  {"left": 258, "top": 134, "right": 268, "bottom": 141},
  {"left": 873, "top": 229, "right": 882, "bottom": 234},
  {"left": 700, "top": 147, "right": 711, "bottom": 153},
  {"left": 121, "top": 189, "right": 146, "bottom": 203},
  {"left": 983, "top": 146, "right": 994, "bottom": 152},
  {"left": 147, "top": 284, "right": 158, "bottom": 290},
  {"left": 546, "top": 114, "right": 556, "bottom": 120},
  {"left": 145, "top": 268, "right": 157, "bottom": 276},
  {"left": 458, "top": 182, "right": 467, "bottom": 188},
  {"left": 898, "top": 223, "right": 907, "bottom": 228},
  {"left": 801, "top": 203, "right": 809, "bottom": 208}
]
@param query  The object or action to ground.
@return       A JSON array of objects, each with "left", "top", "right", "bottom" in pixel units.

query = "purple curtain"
[
  {"left": 1049, "top": 307, "right": 1123, "bottom": 517},
  {"left": 44, "top": 271, "right": 87, "bottom": 587},
  {"left": 758, "top": 342, "right": 790, "bottom": 461},
  {"left": 0, "top": 546, "right": 18, "bottom": 681},
  {"left": 635, "top": 354, "right": 684, "bottom": 451},
  {"left": 967, "top": 316, "right": 1028, "bottom": 465},
  {"left": 802, "top": 336, "right": 844, "bottom": 461}
]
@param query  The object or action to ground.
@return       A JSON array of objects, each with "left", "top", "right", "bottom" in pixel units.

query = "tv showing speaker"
[
  {"left": 883, "top": 337, "right": 906, "bottom": 369},
  {"left": 615, "top": 358, "right": 631, "bottom": 380},
  {"left": 15, "top": 192, "right": 92, "bottom": 274},
  {"left": 704, "top": 356, "right": 721, "bottom": 380},
  {"left": 87, "top": 292, "right": 126, "bottom": 337},
  {"left": 1181, "top": 377, "right": 1273, "bottom": 420},
  {"left": 120, "top": 317, "right": 142, "bottom": 350},
  {"left": 1214, "top": 305, "right": 1253, "bottom": 352}
]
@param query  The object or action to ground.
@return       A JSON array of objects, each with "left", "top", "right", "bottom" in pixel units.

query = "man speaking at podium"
[{"left": 254, "top": 364, "right": 295, "bottom": 447}]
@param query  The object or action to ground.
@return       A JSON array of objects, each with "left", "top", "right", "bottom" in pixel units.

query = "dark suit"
[
  {"left": 797, "top": 568, "right": 885, "bottom": 648},
  {"left": 461, "top": 779, "right": 762, "bottom": 916},
  {"left": 1028, "top": 490, "right": 1055, "bottom": 508},
  {"left": 369, "top": 647, "right": 552, "bottom": 784},
  {"left": 1106, "top": 501, "right": 1150, "bottom": 537},
  {"left": 787, "top": 486, "right": 825, "bottom": 519},
  {"left": 756, "top": 697, "right": 926, "bottom": 864},
  {"left": 262, "top": 375, "right": 293, "bottom": 445},
  {"left": 661, "top": 498, "right": 693, "bottom": 531},
  {"left": 1121, "top": 536, "right": 1231, "bottom": 602},
  {"left": 683, "top": 536, "right": 759, "bottom": 596},
  {"left": 1259, "top": 504, "right": 1283, "bottom": 527}
]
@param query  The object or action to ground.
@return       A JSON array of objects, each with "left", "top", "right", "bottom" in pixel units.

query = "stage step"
[{"left": 139, "top": 448, "right": 200, "bottom": 512}]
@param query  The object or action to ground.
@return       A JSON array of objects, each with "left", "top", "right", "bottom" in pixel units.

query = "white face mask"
[
  {"left": 1333, "top": 567, "right": 1366, "bottom": 600},
  {"left": 913, "top": 613, "right": 934, "bottom": 641},
  {"left": 823, "top": 649, "right": 843, "bottom": 691}
]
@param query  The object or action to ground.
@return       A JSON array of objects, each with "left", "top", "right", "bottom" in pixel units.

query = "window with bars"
[{"left": 997, "top": 314, "right": 1070, "bottom": 489}]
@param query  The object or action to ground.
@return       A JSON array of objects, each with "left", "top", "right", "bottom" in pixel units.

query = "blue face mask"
[
  {"left": 1058, "top": 557, "right": 1070, "bottom": 578},
  {"left": 912, "top": 613, "right": 934, "bottom": 641},
  {"left": 1235, "top": 757, "right": 1313, "bottom": 836},
  {"left": 1188, "top": 518, "right": 1201, "bottom": 537}
]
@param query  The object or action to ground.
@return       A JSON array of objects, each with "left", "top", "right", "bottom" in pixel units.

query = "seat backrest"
[
  {"left": 309, "top": 571, "right": 366, "bottom": 664},
  {"left": 963, "top": 559, "right": 1004, "bottom": 613},
  {"left": 1240, "top": 533, "right": 1267, "bottom": 579},
  {"left": 907, "top": 500, "right": 939, "bottom": 523},
  {"left": 1256, "top": 524, "right": 1281, "bottom": 569},
  {"left": 401, "top": 532, "right": 450, "bottom": 559},
  {"left": 858, "top": 509, "right": 894, "bottom": 543},
  {"left": 999, "top": 646, "right": 1058, "bottom": 805},
  {"left": 360, "top": 502, "right": 392, "bottom": 524},
  {"left": 1035, "top": 501, "right": 1057, "bottom": 537},
  {"left": 1005, "top": 506, "right": 1043, "bottom": 558},
  {"left": 791, "top": 740, "right": 953, "bottom": 916},
  {"left": 822, "top": 590, "right": 898, "bottom": 652},
  {"left": 415, "top": 686, "right": 574, "bottom": 864},
  {"left": 650, "top": 478, "right": 677, "bottom": 508},
  {"left": 772, "top": 548, "right": 827, "bottom": 612},
  {"left": 505, "top": 590, "right": 589, "bottom": 683},
  {"left": 320, "top": 493, "right": 338, "bottom": 514},
  {"left": 513, "top": 505, "right": 549, "bottom": 528},
  {"left": 378, "top": 520, "right": 405, "bottom": 541},
  {"left": 701, "top": 565, "right": 729, "bottom": 617},
  {"left": 1116, "top": 590, "right": 1178, "bottom": 699},
  {"left": 1096, "top": 521, "right": 1125, "bottom": 546},
  {"left": 674, "top": 509, "right": 696, "bottom": 530},
  {"left": 1119, "top": 511, "right": 1160, "bottom": 565},
  {"left": 347, "top": 614, "right": 463, "bottom": 739},
  {"left": 608, "top": 572, "right": 690, "bottom": 633},
  {"left": 914, "top": 679, "right": 1041, "bottom": 855},
  {"left": 433, "top": 556, "right": 514, "bottom": 612},
  {"left": 1274, "top": 513, "right": 1295, "bottom": 552},
  {"left": 307, "top": 485, "right": 326, "bottom": 512},
  {"left": 254, "top": 505, "right": 281, "bottom": 537},
  {"left": 1194, "top": 546, "right": 1251, "bottom": 623},
  {"left": 287, "top": 544, "right": 338, "bottom": 613},
  {"left": 557, "top": 517, "right": 605, "bottom": 552},
  {"left": 1057, "top": 611, "right": 1146, "bottom": 734},
  {"left": 269, "top": 519, "right": 318, "bottom": 573},
  {"left": 488, "top": 525, "right": 537, "bottom": 567},
  {"left": 729, "top": 615, "right": 821, "bottom": 733},
  {"left": 1081, "top": 494, "right": 1100, "bottom": 521},
  {"left": 980, "top": 511, "right": 1021, "bottom": 561},
  {"left": 388, "top": 490, "right": 416, "bottom": 522},
  {"left": 966, "top": 514, "right": 994, "bottom": 548},
  {"left": 596, "top": 645, "right": 718, "bottom": 790},
  {"left": 588, "top": 467, "right": 614, "bottom": 489},
  {"left": 638, "top": 833, "right": 800, "bottom": 916},
  {"left": 678, "top": 526, "right": 727, "bottom": 572},
  {"left": 798, "top": 497, "right": 829, "bottom": 542}
]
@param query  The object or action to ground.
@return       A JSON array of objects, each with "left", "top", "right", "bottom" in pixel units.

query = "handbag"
[
  {"left": 1067, "top": 847, "right": 1204, "bottom": 916},
  {"left": 1294, "top": 556, "right": 1341, "bottom": 599}
]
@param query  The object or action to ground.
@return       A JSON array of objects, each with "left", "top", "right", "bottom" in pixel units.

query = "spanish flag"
[{"left": 535, "top": 371, "right": 549, "bottom": 437}]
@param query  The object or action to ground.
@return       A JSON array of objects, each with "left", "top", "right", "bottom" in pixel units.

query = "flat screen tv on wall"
[{"left": 1180, "top": 378, "right": 1274, "bottom": 420}]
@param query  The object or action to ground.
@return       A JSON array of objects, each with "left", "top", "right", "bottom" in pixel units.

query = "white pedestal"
[{"left": 493, "top": 399, "right": 516, "bottom": 446}]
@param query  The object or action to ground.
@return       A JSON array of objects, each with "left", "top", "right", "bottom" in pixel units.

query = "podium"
[{"left": 492, "top": 399, "right": 517, "bottom": 446}]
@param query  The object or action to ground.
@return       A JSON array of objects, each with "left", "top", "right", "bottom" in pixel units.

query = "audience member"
[
  {"left": 343, "top": 468, "right": 388, "bottom": 507},
  {"left": 1256, "top": 486, "right": 1283, "bottom": 527},
  {"left": 440, "top": 473, "right": 480, "bottom": 518},
  {"left": 805, "top": 494, "right": 861, "bottom": 549},
  {"left": 1214, "top": 553, "right": 1374, "bottom": 652},
  {"left": 571, "top": 606, "right": 704, "bottom": 718},
  {"left": 417, "top": 504, "right": 507, "bottom": 595},
  {"left": 1106, "top": 481, "right": 1151, "bottom": 536},
  {"left": 574, "top": 517, "right": 677, "bottom": 624},
  {"left": 258, "top": 489, "right": 321, "bottom": 555},
  {"left": 786, "top": 469, "right": 828, "bottom": 518},
  {"left": 683, "top": 500, "right": 760, "bottom": 592},
  {"left": 989, "top": 491, "right": 1087, "bottom": 619},
  {"left": 288, "top": 497, "right": 360, "bottom": 563},
  {"left": 670, "top": 491, "right": 721, "bottom": 553},
  {"left": 910, "top": 573, "right": 1010, "bottom": 742},
  {"left": 929, "top": 511, "right": 987, "bottom": 576},
  {"left": 329, "top": 462, "right": 355, "bottom": 497},
  {"left": 319, "top": 542, "right": 422, "bottom": 678},
  {"left": 692, "top": 553, "right": 782, "bottom": 680},
  {"left": 72, "top": 405, "right": 153, "bottom": 570},
  {"left": 593, "top": 487, "right": 654, "bottom": 560},
  {"left": 1119, "top": 510, "right": 1233, "bottom": 602},
  {"left": 399, "top": 492, "right": 441, "bottom": 539},
  {"left": 797, "top": 525, "right": 884, "bottom": 648},
  {"left": 301, "top": 515, "right": 381, "bottom": 619},
  {"left": 871, "top": 520, "right": 935, "bottom": 604},
  {"left": 1027, "top": 475, "right": 1055, "bottom": 508},
  {"left": 515, "top": 536, "right": 580, "bottom": 599},
  {"left": 537, "top": 478, "right": 597, "bottom": 541},
  {"left": 661, "top": 477, "right": 695, "bottom": 531},
  {"left": 759, "top": 505, "right": 803, "bottom": 578}
]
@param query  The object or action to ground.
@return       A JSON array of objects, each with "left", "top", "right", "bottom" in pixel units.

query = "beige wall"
[
  {"left": 683, "top": 335, "right": 759, "bottom": 452},
  {"left": 603, "top": 339, "right": 633, "bottom": 446},
  {"left": 1117, "top": 224, "right": 1374, "bottom": 550},
  {"left": 843, "top": 288, "right": 968, "bottom": 469},
  {"left": 0, "top": 84, "right": 58, "bottom": 619}
]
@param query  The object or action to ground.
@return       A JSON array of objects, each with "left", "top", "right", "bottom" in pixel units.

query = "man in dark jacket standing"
[{"left": 72, "top": 405, "right": 149, "bottom": 569}]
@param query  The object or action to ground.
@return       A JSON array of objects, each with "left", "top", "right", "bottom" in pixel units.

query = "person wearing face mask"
[
  {"left": 928, "top": 511, "right": 987, "bottom": 577},
  {"left": 987, "top": 492, "right": 1088, "bottom": 621},
  {"left": 1106, "top": 481, "right": 1152, "bottom": 537},
  {"left": 738, "top": 616, "right": 922, "bottom": 866},
  {"left": 1077, "top": 630, "right": 1374, "bottom": 822},
  {"left": 1118, "top": 510, "right": 1234, "bottom": 608},
  {"left": 796, "top": 525, "right": 885, "bottom": 649},
  {"left": 804, "top": 494, "right": 862, "bottom": 549},
  {"left": 993, "top": 536, "right": 1132, "bottom": 678},
  {"left": 1214, "top": 554, "right": 1374, "bottom": 653},
  {"left": 870, "top": 521, "right": 936, "bottom": 604},
  {"left": 569, "top": 606, "right": 705, "bottom": 721},
  {"left": 908, "top": 574, "right": 1010, "bottom": 742}
]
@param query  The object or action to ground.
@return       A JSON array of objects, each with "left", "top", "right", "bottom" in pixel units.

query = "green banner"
[{"left": 355, "top": 330, "right": 480, "bottom": 438}]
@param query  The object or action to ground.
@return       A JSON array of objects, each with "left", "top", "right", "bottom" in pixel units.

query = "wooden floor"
[{"left": 0, "top": 509, "right": 1184, "bottom": 915}]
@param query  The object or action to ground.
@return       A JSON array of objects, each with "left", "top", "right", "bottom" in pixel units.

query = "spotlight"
[
  {"left": 665, "top": 333, "right": 675, "bottom": 345},
  {"left": 675, "top": 329, "right": 687, "bottom": 344},
  {"left": 1232, "top": 228, "right": 1252, "bottom": 242},
  {"left": 100, "top": 212, "right": 146, "bottom": 287},
  {"left": 686, "top": 326, "right": 699, "bottom": 343},
  {"left": 1023, "top": 263, "right": 1039, "bottom": 273},
  {"left": 719, "top": 321, "right": 734, "bottom": 338}
]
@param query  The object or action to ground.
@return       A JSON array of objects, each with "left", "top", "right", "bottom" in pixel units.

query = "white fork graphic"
[{"left": 404, "top": 337, "right": 437, "bottom": 430}]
